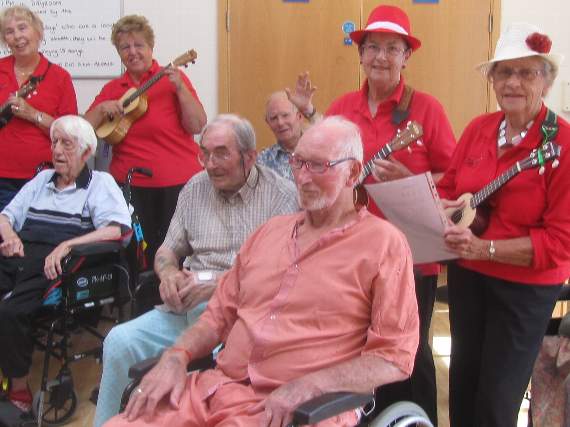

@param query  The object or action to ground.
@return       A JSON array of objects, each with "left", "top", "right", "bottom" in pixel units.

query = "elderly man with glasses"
[
  {"left": 94, "top": 114, "right": 298, "bottom": 427},
  {"left": 105, "top": 116, "right": 419, "bottom": 427}
]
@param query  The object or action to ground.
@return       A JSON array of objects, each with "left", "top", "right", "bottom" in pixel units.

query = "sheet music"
[{"left": 365, "top": 172, "right": 458, "bottom": 264}]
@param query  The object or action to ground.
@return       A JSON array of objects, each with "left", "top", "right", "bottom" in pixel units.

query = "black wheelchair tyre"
[
  {"left": 32, "top": 387, "right": 77, "bottom": 427},
  {"left": 370, "top": 401, "right": 433, "bottom": 427}
]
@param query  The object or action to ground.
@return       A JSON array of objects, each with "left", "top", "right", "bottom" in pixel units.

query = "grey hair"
[
  {"left": 0, "top": 6, "right": 44, "bottom": 45},
  {"left": 318, "top": 116, "right": 364, "bottom": 162},
  {"left": 50, "top": 115, "right": 97, "bottom": 158},
  {"left": 200, "top": 114, "right": 256, "bottom": 152},
  {"left": 265, "top": 91, "right": 298, "bottom": 119}
]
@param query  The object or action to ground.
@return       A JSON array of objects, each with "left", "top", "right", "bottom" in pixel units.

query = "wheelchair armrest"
[
  {"left": 127, "top": 352, "right": 217, "bottom": 380},
  {"left": 128, "top": 356, "right": 160, "bottom": 379},
  {"left": 292, "top": 392, "right": 374, "bottom": 425},
  {"left": 121, "top": 352, "right": 217, "bottom": 413},
  {"left": 68, "top": 241, "right": 122, "bottom": 257}
]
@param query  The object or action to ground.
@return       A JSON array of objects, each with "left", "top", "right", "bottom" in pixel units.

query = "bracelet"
[
  {"left": 166, "top": 346, "right": 192, "bottom": 363},
  {"left": 302, "top": 105, "right": 317, "bottom": 120},
  {"left": 488, "top": 240, "right": 496, "bottom": 260}
]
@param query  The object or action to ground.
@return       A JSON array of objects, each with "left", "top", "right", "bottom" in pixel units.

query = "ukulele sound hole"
[{"left": 451, "top": 209, "right": 463, "bottom": 224}]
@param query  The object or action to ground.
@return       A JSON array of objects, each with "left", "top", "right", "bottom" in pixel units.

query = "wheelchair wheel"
[
  {"left": 32, "top": 384, "right": 77, "bottom": 427},
  {"left": 370, "top": 401, "right": 434, "bottom": 427}
]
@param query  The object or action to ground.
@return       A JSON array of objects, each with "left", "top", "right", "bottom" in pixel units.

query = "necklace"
[{"left": 497, "top": 119, "right": 533, "bottom": 148}]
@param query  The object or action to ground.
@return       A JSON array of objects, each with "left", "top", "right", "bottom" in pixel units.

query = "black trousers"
[
  {"left": 0, "top": 243, "right": 55, "bottom": 378},
  {"left": 373, "top": 271, "right": 438, "bottom": 424},
  {"left": 129, "top": 185, "right": 184, "bottom": 270},
  {"left": 447, "top": 263, "right": 562, "bottom": 427}
]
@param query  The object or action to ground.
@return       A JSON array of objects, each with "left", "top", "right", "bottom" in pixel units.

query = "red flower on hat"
[{"left": 526, "top": 32, "right": 552, "bottom": 53}]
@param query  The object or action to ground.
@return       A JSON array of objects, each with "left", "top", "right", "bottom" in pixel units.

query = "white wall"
[
  {"left": 502, "top": 0, "right": 570, "bottom": 121},
  {"left": 72, "top": 1, "right": 569, "bottom": 124},
  {"left": 73, "top": 0, "right": 218, "bottom": 122}
]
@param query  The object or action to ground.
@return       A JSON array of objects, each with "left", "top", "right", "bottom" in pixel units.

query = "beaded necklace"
[{"left": 497, "top": 119, "right": 533, "bottom": 148}]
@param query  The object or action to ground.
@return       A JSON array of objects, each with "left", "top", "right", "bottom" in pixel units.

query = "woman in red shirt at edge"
[
  {"left": 85, "top": 15, "right": 206, "bottom": 269},
  {"left": 0, "top": 6, "right": 77, "bottom": 211},
  {"left": 438, "top": 23, "right": 570, "bottom": 426},
  {"left": 290, "top": 5, "right": 456, "bottom": 424}
]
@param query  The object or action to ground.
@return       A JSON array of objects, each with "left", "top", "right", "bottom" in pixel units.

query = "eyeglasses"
[
  {"left": 289, "top": 153, "right": 356, "bottom": 174},
  {"left": 492, "top": 67, "right": 545, "bottom": 82},
  {"left": 198, "top": 148, "right": 232, "bottom": 166},
  {"left": 362, "top": 44, "right": 406, "bottom": 58}
]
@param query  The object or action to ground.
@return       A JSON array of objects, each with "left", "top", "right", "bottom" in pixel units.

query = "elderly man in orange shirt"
[{"left": 105, "top": 116, "right": 419, "bottom": 427}]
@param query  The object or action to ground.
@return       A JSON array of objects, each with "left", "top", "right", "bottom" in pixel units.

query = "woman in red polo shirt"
[
  {"left": 0, "top": 6, "right": 78, "bottom": 211},
  {"left": 290, "top": 5, "right": 455, "bottom": 424},
  {"left": 85, "top": 15, "right": 206, "bottom": 269},
  {"left": 439, "top": 23, "right": 569, "bottom": 426}
]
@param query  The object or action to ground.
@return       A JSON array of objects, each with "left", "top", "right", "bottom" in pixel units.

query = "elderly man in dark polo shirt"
[{"left": 0, "top": 115, "right": 131, "bottom": 412}]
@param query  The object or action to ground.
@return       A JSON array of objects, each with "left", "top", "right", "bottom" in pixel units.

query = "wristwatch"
[
  {"left": 36, "top": 112, "right": 44, "bottom": 125},
  {"left": 488, "top": 240, "right": 496, "bottom": 260},
  {"left": 303, "top": 105, "right": 317, "bottom": 120}
]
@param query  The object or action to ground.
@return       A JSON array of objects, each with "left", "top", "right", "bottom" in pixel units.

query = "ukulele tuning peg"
[
  {"left": 552, "top": 159, "right": 559, "bottom": 168},
  {"left": 539, "top": 166, "right": 545, "bottom": 175},
  {"left": 407, "top": 146, "right": 412, "bottom": 153},
  {"left": 26, "top": 94, "right": 31, "bottom": 99},
  {"left": 417, "top": 139, "right": 423, "bottom": 146},
  {"left": 33, "top": 90, "right": 37, "bottom": 95}
]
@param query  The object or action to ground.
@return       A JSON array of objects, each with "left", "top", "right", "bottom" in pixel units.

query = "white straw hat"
[{"left": 477, "top": 22, "right": 564, "bottom": 75}]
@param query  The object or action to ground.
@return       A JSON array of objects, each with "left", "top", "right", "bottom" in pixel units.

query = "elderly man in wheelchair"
[
  {"left": 105, "top": 116, "right": 420, "bottom": 427},
  {"left": 0, "top": 115, "right": 131, "bottom": 414}
]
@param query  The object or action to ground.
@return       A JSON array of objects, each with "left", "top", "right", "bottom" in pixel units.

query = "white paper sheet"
[{"left": 365, "top": 172, "right": 458, "bottom": 264}]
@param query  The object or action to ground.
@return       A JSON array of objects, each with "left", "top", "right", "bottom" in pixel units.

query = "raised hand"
[{"left": 285, "top": 71, "right": 317, "bottom": 117}]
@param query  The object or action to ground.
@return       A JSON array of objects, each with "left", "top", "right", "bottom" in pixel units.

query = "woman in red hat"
[
  {"left": 312, "top": 5, "right": 455, "bottom": 424},
  {"left": 438, "top": 23, "right": 569, "bottom": 426}
]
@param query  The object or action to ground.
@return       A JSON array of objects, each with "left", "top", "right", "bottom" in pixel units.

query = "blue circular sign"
[{"left": 342, "top": 21, "right": 356, "bottom": 34}]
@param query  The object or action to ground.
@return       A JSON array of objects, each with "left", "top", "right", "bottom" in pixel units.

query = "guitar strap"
[
  {"left": 536, "top": 108, "right": 559, "bottom": 170},
  {"left": 540, "top": 108, "right": 558, "bottom": 145},
  {"left": 391, "top": 84, "right": 415, "bottom": 125}
]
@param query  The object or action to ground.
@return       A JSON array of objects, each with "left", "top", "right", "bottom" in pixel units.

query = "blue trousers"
[{"left": 93, "top": 304, "right": 207, "bottom": 427}]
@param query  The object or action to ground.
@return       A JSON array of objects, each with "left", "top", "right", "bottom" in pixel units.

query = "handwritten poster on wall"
[{"left": 0, "top": 0, "right": 122, "bottom": 78}]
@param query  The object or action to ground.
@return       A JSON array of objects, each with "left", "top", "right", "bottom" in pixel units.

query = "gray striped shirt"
[{"left": 163, "top": 164, "right": 298, "bottom": 273}]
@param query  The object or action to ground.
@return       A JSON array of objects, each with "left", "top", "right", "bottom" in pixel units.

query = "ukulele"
[
  {"left": 0, "top": 76, "right": 41, "bottom": 129},
  {"left": 353, "top": 121, "right": 423, "bottom": 207},
  {"left": 445, "top": 141, "right": 561, "bottom": 235},
  {"left": 96, "top": 49, "right": 197, "bottom": 145}
]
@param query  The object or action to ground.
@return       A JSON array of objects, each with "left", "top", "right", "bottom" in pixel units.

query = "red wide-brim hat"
[{"left": 350, "top": 5, "right": 421, "bottom": 51}]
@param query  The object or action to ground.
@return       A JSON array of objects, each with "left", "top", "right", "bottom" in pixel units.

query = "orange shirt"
[{"left": 195, "top": 208, "right": 419, "bottom": 399}]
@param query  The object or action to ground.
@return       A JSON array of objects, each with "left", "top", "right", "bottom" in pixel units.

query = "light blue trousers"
[{"left": 93, "top": 304, "right": 206, "bottom": 427}]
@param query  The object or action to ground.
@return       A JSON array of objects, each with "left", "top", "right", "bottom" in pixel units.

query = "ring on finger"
[{"left": 135, "top": 387, "right": 143, "bottom": 394}]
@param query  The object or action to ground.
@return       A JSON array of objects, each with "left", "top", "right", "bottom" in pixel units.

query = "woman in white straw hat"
[{"left": 438, "top": 22, "right": 570, "bottom": 426}]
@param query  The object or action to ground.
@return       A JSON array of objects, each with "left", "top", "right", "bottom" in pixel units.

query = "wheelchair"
[
  {"left": 0, "top": 240, "right": 130, "bottom": 427},
  {"left": 0, "top": 165, "right": 156, "bottom": 427},
  {"left": 120, "top": 355, "right": 434, "bottom": 427}
]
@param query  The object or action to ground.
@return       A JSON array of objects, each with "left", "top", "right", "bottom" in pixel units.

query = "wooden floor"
[{"left": 26, "top": 301, "right": 531, "bottom": 427}]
